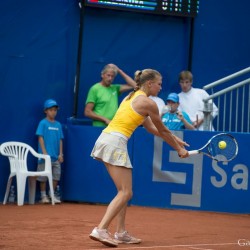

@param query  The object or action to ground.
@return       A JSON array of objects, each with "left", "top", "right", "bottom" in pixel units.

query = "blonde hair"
[
  {"left": 178, "top": 70, "right": 193, "bottom": 82},
  {"left": 101, "top": 64, "right": 118, "bottom": 76},
  {"left": 127, "top": 69, "right": 161, "bottom": 100}
]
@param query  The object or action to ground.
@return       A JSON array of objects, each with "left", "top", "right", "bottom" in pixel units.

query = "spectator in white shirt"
[
  {"left": 149, "top": 95, "right": 165, "bottom": 115},
  {"left": 178, "top": 70, "right": 218, "bottom": 131}
]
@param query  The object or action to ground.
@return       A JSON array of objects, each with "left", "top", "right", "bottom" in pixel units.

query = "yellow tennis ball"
[{"left": 218, "top": 141, "right": 227, "bottom": 149}]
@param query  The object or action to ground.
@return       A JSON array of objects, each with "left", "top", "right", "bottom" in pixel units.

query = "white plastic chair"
[{"left": 0, "top": 141, "right": 55, "bottom": 206}]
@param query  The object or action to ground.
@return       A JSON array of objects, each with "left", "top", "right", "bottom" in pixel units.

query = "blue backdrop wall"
[
  {"left": 192, "top": 0, "right": 250, "bottom": 85},
  {"left": 0, "top": 0, "right": 249, "bottom": 210},
  {"left": 0, "top": 0, "right": 80, "bottom": 197}
]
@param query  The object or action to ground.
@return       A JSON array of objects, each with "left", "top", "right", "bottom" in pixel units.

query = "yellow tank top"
[{"left": 103, "top": 90, "right": 146, "bottom": 138}]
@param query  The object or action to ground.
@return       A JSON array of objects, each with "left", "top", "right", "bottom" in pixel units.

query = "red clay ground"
[{"left": 0, "top": 203, "right": 249, "bottom": 250}]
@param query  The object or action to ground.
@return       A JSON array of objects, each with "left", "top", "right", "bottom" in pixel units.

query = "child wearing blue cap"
[
  {"left": 36, "top": 99, "right": 64, "bottom": 204},
  {"left": 162, "top": 93, "right": 195, "bottom": 130}
]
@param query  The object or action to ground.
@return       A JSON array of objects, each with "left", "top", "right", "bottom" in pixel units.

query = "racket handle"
[{"left": 188, "top": 150, "right": 199, "bottom": 155}]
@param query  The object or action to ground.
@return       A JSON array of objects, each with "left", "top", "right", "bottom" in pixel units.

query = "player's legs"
[
  {"left": 98, "top": 162, "right": 132, "bottom": 229},
  {"left": 113, "top": 194, "right": 142, "bottom": 244},
  {"left": 105, "top": 164, "right": 142, "bottom": 244},
  {"left": 116, "top": 204, "right": 127, "bottom": 233}
]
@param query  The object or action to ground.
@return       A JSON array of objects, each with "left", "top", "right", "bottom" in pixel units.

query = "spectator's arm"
[
  {"left": 107, "top": 65, "right": 136, "bottom": 93},
  {"left": 38, "top": 136, "right": 47, "bottom": 155},
  {"left": 84, "top": 102, "right": 110, "bottom": 125},
  {"left": 177, "top": 111, "right": 195, "bottom": 130},
  {"left": 58, "top": 139, "right": 64, "bottom": 163}
]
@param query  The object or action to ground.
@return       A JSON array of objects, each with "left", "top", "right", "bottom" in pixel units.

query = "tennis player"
[{"left": 89, "top": 69, "right": 189, "bottom": 247}]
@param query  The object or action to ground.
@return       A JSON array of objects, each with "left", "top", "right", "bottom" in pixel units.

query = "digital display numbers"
[{"left": 86, "top": 0, "right": 199, "bottom": 18}]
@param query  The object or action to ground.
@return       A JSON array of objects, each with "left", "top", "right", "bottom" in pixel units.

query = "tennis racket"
[{"left": 188, "top": 133, "right": 238, "bottom": 162}]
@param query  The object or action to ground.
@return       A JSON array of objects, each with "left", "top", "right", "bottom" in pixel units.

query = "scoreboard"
[{"left": 85, "top": 0, "right": 199, "bottom": 18}]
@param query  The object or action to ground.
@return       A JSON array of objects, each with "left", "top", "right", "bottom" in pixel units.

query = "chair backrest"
[{"left": 0, "top": 142, "right": 36, "bottom": 173}]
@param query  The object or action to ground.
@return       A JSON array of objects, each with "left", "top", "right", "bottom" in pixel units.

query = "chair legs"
[
  {"left": 47, "top": 176, "right": 55, "bottom": 205},
  {"left": 16, "top": 173, "right": 27, "bottom": 206},
  {"left": 3, "top": 176, "right": 13, "bottom": 205},
  {"left": 28, "top": 177, "right": 37, "bottom": 205},
  {"left": 3, "top": 174, "right": 55, "bottom": 206}
]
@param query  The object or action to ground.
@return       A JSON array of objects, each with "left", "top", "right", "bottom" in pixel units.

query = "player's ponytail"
[
  {"left": 127, "top": 70, "right": 142, "bottom": 100},
  {"left": 127, "top": 69, "right": 161, "bottom": 100}
]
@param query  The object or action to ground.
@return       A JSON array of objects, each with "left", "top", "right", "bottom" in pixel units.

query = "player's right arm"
[{"left": 141, "top": 99, "right": 189, "bottom": 158}]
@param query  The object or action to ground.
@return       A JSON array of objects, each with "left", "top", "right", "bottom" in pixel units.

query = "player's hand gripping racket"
[{"left": 188, "top": 133, "right": 238, "bottom": 162}]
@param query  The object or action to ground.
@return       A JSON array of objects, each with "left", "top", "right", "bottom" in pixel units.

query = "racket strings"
[{"left": 208, "top": 134, "right": 238, "bottom": 161}]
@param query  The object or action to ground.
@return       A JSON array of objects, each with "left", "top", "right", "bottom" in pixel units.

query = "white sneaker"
[
  {"left": 39, "top": 196, "right": 50, "bottom": 204},
  {"left": 52, "top": 196, "right": 61, "bottom": 204},
  {"left": 114, "top": 231, "right": 141, "bottom": 244},
  {"left": 48, "top": 191, "right": 61, "bottom": 204},
  {"left": 89, "top": 227, "right": 118, "bottom": 247}
]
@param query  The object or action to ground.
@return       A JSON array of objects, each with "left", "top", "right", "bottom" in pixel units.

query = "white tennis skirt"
[{"left": 91, "top": 132, "right": 132, "bottom": 168}]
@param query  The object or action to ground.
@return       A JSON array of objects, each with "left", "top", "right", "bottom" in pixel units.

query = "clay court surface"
[{"left": 0, "top": 203, "right": 249, "bottom": 250}]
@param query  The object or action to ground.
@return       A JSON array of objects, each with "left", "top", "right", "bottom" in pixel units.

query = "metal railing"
[{"left": 202, "top": 67, "right": 250, "bottom": 132}]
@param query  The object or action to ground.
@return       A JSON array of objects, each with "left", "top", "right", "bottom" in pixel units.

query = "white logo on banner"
[{"left": 152, "top": 131, "right": 248, "bottom": 208}]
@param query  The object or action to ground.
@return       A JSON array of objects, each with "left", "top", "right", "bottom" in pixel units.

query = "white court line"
[
  {"left": 188, "top": 247, "right": 213, "bottom": 250},
  {"left": 89, "top": 242, "right": 238, "bottom": 250}
]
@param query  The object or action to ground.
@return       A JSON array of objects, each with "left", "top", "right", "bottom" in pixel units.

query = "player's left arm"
[{"left": 142, "top": 100, "right": 189, "bottom": 150}]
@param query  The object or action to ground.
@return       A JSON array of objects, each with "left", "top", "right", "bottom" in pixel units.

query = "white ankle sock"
[{"left": 41, "top": 191, "right": 46, "bottom": 197}]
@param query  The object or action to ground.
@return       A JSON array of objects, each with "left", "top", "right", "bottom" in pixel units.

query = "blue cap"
[
  {"left": 44, "top": 99, "right": 59, "bottom": 110},
  {"left": 166, "top": 93, "right": 179, "bottom": 103}
]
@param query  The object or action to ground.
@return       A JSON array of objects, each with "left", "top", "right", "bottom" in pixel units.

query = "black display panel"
[{"left": 85, "top": 0, "right": 199, "bottom": 18}]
